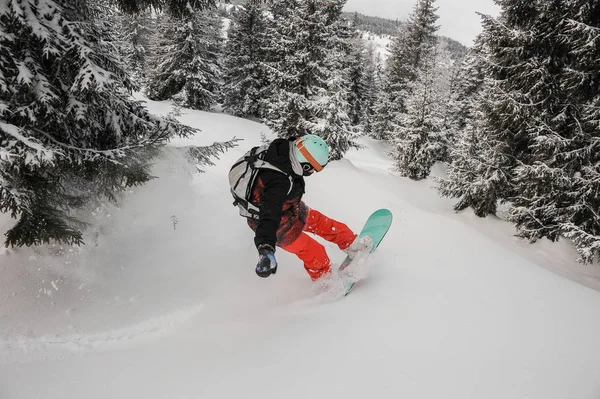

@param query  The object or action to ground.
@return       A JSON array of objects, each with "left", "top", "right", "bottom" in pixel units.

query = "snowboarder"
[{"left": 237, "top": 135, "right": 364, "bottom": 280}]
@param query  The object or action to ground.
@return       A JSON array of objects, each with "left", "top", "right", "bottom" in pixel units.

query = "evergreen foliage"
[
  {"left": 0, "top": 0, "right": 196, "bottom": 247},
  {"left": 146, "top": 7, "right": 223, "bottom": 110},
  {"left": 372, "top": 0, "right": 439, "bottom": 141},
  {"left": 262, "top": 0, "right": 314, "bottom": 137},
  {"left": 222, "top": 0, "right": 270, "bottom": 117},
  {"left": 117, "top": 0, "right": 217, "bottom": 18},
  {"left": 504, "top": 0, "right": 600, "bottom": 263},
  {"left": 346, "top": 33, "right": 368, "bottom": 127},
  {"left": 444, "top": 53, "right": 483, "bottom": 148},
  {"left": 393, "top": 43, "right": 451, "bottom": 180},
  {"left": 361, "top": 42, "right": 380, "bottom": 135},
  {"left": 389, "top": 0, "right": 439, "bottom": 86},
  {"left": 370, "top": 55, "right": 403, "bottom": 142},
  {"left": 438, "top": 0, "right": 600, "bottom": 262},
  {"left": 435, "top": 10, "right": 531, "bottom": 217},
  {"left": 340, "top": 11, "right": 401, "bottom": 36},
  {"left": 381, "top": 0, "right": 448, "bottom": 180},
  {"left": 436, "top": 52, "right": 495, "bottom": 215},
  {"left": 117, "top": 9, "right": 153, "bottom": 87},
  {"left": 263, "top": 0, "right": 357, "bottom": 159},
  {"left": 311, "top": 47, "right": 355, "bottom": 161},
  {"left": 10, "top": 0, "right": 598, "bottom": 266}
]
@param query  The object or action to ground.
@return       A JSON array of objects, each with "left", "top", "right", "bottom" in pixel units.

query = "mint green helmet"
[{"left": 294, "top": 135, "right": 329, "bottom": 172}]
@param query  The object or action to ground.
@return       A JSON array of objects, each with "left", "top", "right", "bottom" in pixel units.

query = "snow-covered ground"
[
  {"left": 2, "top": 100, "right": 600, "bottom": 399},
  {"left": 361, "top": 30, "right": 392, "bottom": 60}
]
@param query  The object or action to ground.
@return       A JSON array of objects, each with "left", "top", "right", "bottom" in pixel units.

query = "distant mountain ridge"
[
  {"left": 343, "top": 11, "right": 468, "bottom": 60},
  {"left": 341, "top": 11, "right": 401, "bottom": 36},
  {"left": 221, "top": 2, "right": 468, "bottom": 60}
]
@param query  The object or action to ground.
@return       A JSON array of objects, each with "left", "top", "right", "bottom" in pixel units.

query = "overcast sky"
[{"left": 343, "top": 0, "right": 501, "bottom": 46}]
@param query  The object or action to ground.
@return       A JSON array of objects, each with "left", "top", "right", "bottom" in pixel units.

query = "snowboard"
[{"left": 339, "top": 208, "right": 393, "bottom": 296}]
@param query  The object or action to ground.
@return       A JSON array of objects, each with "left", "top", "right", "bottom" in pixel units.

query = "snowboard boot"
[{"left": 343, "top": 235, "right": 374, "bottom": 260}]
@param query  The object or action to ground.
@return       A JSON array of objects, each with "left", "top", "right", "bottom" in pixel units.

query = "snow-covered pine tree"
[
  {"left": 308, "top": 69, "right": 354, "bottom": 161},
  {"left": 435, "top": 6, "right": 541, "bottom": 218},
  {"left": 262, "top": 0, "right": 314, "bottom": 137},
  {"left": 443, "top": 53, "right": 482, "bottom": 155},
  {"left": 361, "top": 41, "right": 379, "bottom": 135},
  {"left": 318, "top": 0, "right": 359, "bottom": 157},
  {"left": 222, "top": 0, "right": 269, "bottom": 117},
  {"left": 117, "top": 8, "right": 153, "bottom": 87},
  {"left": 388, "top": 0, "right": 439, "bottom": 86},
  {"left": 118, "top": 0, "right": 216, "bottom": 18},
  {"left": 0, "top": 0, "right": 199, "bottom": 247},
  {"left": 405, "top": 0, "right": 440, "bottom": 67},
  {"left": 388, "top": 0, "right": 447, "bottom": 180},
  {"left": 504, "top": 0, "right": 600, "bottom": 263},
  {"left": 372, "top": 0, "right": 439, "bottom": 141},
  {"left": 344, "top": 13, "right": 368, "bottom": 128},
  {"left": 436, "top": 52, "right": 495, "bottom": 214},
  {"left": 434, "top": 45, "right": 461, "bottom": 164},
  {"left": 146, "top": 7, "right": 223, "bottom": 110},
  {"left": 346, "top": 33, "right": 368, "bottom": 128},
  {"left": 263, "top": 0, "right": 357, "bottom": 158},
  {"left": 393, "top": 42, "right": 449, "bottom": 180},
  {"left": 370, "top": 24, "right": 409, "bottom": 141},
  {"left": 370, "top": 70, "right": 401, "bottom": 141}
]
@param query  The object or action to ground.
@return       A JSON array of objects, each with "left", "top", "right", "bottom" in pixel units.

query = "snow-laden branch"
[
  {"left": 0, "top": 122, "right": 59, "bottom": 164},
  {"left": 31, "top": 127, "right": 152, "bottom": 163}
]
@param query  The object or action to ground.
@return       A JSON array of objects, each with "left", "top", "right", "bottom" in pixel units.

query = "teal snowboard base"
[{"left": 339, "top": 209, "right": 392, "bottom": 296}]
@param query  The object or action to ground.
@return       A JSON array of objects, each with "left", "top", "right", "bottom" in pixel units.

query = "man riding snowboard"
[{"left": 235, "top": 134, "right": 369, "bottom": 280}]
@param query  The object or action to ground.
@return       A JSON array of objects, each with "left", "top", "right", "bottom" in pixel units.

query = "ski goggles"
[{"left": 295, "top": 138, "right": 324, "bottom": 172}]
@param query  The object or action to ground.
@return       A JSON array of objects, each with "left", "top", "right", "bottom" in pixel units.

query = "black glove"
[{"left": 256, "top": 244, "right": 277, "bottom": 278}]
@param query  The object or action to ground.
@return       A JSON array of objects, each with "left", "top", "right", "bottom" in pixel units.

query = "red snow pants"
[{"left": 282, "top": 209, "right": 356, "bottom": 280}]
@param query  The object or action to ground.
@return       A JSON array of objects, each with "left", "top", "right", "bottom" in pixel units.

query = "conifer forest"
[{"left": 0, "top": 0, "right": 599, "bottom": 264}]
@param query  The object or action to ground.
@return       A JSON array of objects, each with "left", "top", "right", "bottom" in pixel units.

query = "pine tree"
[
  {"left": 308, "top": 70, "right": 354, "bottom": 161},
  {"left": 387, "top": 0, "right": 446, "bottom": 180},
  {"left": 436, "top": 52, "right": 494, "bottom": 214},
  {"left": 263, "top": 0, "right": 357, "bottom": 158},
  {"left": 393, "top": 43, "right": 448, "bottom": 180},
  {"left": 434, "top": 45, "right": 460, "bottom": 164},
  {"left": 370, "top": 72, "right": 401, "bottom": 141},
  {"left": 0, "top": 0, "right": 201, "bottom": 247},
  {"left": 319, "top": 0, "right": 359, "bottom": 156},
  {"left": 387, "top": 0, "right": 439, "bottom": 88},
  {"left": 372, "top": 0, "right": 439, "bottom": 141},
  {"left": 342, "top": 11, "right": 370, "bottom": 129},
  {"left": 504, "top": 0, "right": 600, "bottom": 263},
  {"left": 146, "top": 8, "right": 223, "bottom": 110},
  {"left": 117, "top": 9, "right": 153, "bottom": 87},
  {"left": 346, "top": 34, "right": 368, "bottom": 127},
  {"left": 262, "top": 0, "right": 316, "bottom": 137},
  {"left": 118, "top": 0, "right": 216, "bottom": 18},
  {"left": 435, "top": 7, "right": 537, "bottom": 218},
  {"left": 370, "top": 25, "right": 408, "bottom": 141},
  {"left": 222, "top": 0, "right": 269, "bottom": 117},
  {"left": 361, "top": 41, "right": 379, "bottom": 135},
  {"left": 443, "top": 53, "right": 482, "bottom": 154},
  {"left": 438, "top": 0, "right": 600, "bottom": 262}
]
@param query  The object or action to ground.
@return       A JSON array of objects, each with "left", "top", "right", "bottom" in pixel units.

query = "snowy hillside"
[
  {"left": 2, "top": 101, "right": 600, "bottom": 399},
  {"left": 360, "top": 30, "right": 391, "bottom": 60}
]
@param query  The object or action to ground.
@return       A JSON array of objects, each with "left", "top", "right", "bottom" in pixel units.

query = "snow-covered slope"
[
  {"left": 360, "top": 30, "right": 392, "bottom": 60},
  {"left": 2, "top": 101, "right": 600, "bottom": 399}
]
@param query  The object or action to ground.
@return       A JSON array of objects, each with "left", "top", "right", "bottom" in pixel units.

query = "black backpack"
[{"left": 228, "top": 146, "right": 293, "bottom": 219}]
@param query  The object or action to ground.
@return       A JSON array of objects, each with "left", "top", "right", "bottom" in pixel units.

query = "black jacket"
[{"left": 249, "top": 138, "right": 306, "bottom": 249}]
